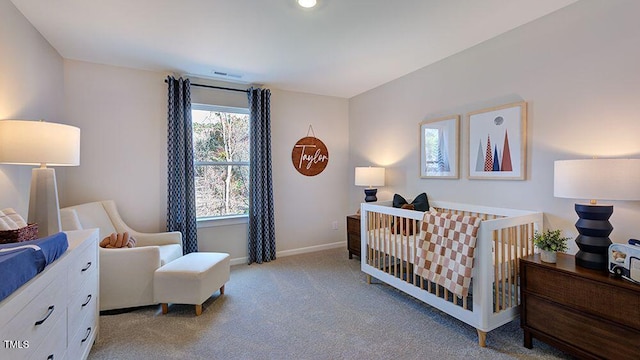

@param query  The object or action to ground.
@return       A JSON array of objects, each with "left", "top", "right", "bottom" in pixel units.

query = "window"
[{"left": 192, "top": 104, "right": 249, "bottom": 220}]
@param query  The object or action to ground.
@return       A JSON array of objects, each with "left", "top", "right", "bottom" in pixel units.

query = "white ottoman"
[{"left": 154, "top": 252, "right": 230, "bottom": 316}]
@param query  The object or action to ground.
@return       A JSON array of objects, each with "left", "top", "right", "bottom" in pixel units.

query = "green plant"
[{"left": 533, "top": 229, "right": 570, "bottom": 252}]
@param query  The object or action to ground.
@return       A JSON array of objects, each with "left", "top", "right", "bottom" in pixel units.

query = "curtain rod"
[
  {"left": 164, "top": 79, "right": 249, "bottom": 93},
  {"left": 191, "top": 83, "right": 249, "bottom": 93}
]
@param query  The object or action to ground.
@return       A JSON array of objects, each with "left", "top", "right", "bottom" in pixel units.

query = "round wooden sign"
[{"left": 291, "top": 136, "right": 329, "bottom": 176}]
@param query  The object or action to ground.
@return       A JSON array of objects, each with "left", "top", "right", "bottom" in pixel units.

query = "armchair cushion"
[
  {"left": 64, "top": 202, "right": 117, "bottom": 239},
  {"left": 159, "top": 243, "right": 183, "bottom": 266}
]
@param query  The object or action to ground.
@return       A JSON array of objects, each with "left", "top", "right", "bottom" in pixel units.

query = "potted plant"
[{"left": 533, "top": 229, "right": 570, "bottom": 263}]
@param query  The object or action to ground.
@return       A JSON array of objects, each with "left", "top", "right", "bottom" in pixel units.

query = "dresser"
[
  {"left": 346, "top": 215, "right": 361, "bottom": 259},
  {"left": 0, "top": 229, "right": 99, "bottom": 360},
  {"left": 520, "top": 253, "right": 640, "bottom": 360}
]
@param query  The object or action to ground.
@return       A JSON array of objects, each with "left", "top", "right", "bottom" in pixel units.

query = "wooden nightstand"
[
  {"left": 346, "top": 215, "right": 360, "bottom": 259},
  {"left": 520, "top": 253, "right": 640, "bottom": 359}
]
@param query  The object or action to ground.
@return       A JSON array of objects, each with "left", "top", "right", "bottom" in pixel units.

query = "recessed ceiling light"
[{"left": 298, "top": 0, "right": 317, "bottom": 8}]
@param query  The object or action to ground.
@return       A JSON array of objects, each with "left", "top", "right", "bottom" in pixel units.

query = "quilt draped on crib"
[{"left": 414, "top": 211, "right": 481, "bottom": 297}]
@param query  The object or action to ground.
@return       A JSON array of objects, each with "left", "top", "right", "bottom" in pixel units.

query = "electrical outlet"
[{"left": 331, "top": 221, "right": 338, "bottom": 230}]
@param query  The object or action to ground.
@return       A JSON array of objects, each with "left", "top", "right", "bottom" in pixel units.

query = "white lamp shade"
[
  {"left": 554, "top": 159, "right": 640, "bottom": 201},
  {"left": 0, "top": 120, "right": 80, "bottom": 166},
  {"left": 355, "top": 167, "right": 385, "bottom": 187}
]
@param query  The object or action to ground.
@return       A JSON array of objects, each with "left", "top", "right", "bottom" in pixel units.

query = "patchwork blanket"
[{"left": 414, "top": 211, "right": 481, "bottom": 298}]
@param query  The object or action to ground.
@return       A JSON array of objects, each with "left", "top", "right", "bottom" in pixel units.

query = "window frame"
[{"left": 192, "top": 103, "right": 250, "bottom": 226}]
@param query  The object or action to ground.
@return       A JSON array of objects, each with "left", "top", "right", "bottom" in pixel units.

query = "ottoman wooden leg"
[
  {"left": 195, "top": 304, "right": 202, "bottom": 316},
  {"left": 220, "top": 284, "right": 225, "bottom": 295},
  {"left": 161, "top": 303, "right": 168, "bottom": 314}
]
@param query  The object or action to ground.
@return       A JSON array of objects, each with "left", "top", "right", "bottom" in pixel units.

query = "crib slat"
[
  {"left": 367, "top": 212, "right": 377, "bottom": 266},
  {"left": 507, "top": 227, "right": 515, "bottom": 307},
  {"left": 494, "top": 229, "right": 499, "bottom": 313},
  {"left": 501, "top": 228, "right": 507, "bottom": 311}
]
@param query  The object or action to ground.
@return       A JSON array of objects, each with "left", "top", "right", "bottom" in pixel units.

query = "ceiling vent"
[{"left": 211, "top": 70, "right": 243, "bottom": 79}]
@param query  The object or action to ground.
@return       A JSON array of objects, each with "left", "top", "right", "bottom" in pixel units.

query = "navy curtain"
[
  {"left": 166, "top": 76, "right": 198, "bottom": 254},
  {"left": 247, "top": 87, "right": 276, "bottom": 264}
]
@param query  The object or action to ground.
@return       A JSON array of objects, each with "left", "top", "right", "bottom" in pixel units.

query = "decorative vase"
[{"left": 540, "top": 250, "right": 557, "bottom": 263}]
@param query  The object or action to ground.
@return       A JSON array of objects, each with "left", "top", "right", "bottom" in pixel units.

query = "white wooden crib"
[{"left": 360, "top": 200, "right": 543, "bottom": 347}]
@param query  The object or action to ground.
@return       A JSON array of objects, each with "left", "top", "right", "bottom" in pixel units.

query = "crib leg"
[
  {"left": 476, "top": 329, "right": 487, "bottom": 347},
  {"left": 366, "top": 274, "right": 371, "bottom": 284}
]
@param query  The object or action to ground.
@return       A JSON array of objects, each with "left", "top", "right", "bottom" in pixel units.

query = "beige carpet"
[{"left": 89, "top": 248, "right": 571, "bottom": 360}]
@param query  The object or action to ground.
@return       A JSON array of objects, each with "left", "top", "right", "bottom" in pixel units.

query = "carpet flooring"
[{"left": 88, "top": 248, "right": 572, "bottom": 360}]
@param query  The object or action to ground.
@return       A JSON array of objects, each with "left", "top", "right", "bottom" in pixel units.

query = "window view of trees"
[{"left": 192, "top": 106, "right": 250, "bottom": 219}]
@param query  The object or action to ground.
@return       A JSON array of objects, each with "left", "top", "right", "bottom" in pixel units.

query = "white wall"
[
  {"left": 62, "top": 60, "right": 169, "bottom": 232},
  {"left": 62, "top": 63, "right": 350, "bottom": 261},
  {"left": 270, "top": 88, "right": 350, "bottom": 255},
  {"left": 0, "top": 0, "right": 64, "bottom": 218},
  {"left": 349, "top": 0, "right": 640, "bottom": 252}
]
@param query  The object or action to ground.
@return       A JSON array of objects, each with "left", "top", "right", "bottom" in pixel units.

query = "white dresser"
[{"left": 0, "top": 229, "right": 99, "bottom": 360}]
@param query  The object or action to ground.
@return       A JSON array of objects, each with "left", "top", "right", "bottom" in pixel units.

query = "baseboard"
[{"left": 229, "top": 241, "right": 346, "bottom": 266}]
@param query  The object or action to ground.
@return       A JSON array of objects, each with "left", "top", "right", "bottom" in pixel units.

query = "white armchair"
[{"left": 60, "top": 200, "right": 183, "bottom": 311}]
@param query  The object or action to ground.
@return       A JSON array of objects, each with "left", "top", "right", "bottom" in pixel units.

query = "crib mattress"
[{"left": 0, "top": 232, "right": 69, "bottom": 302}]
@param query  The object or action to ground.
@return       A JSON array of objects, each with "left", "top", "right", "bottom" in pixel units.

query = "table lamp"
[
  {"left": 355, "top": 167, "right": 385, "bottom": 202},
  {"left": 554, "top": 159, "right": 640, "bottom": 270},
  {"left": 0, "top": 120, "right": 80, "bottom": 237}
]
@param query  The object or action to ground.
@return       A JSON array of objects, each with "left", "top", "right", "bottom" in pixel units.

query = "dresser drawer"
[
  {"left": 68, "top": 278, "right": 98, "bottom": 335},
  {"left": 67, "top": 306, "right": 97, "bottom": 360},
  {"left": 1, "top": 273, "right": 66, "bottom": 343},
  {"left": 524, "top": 265, "right": 640, "bottom": 329},
  {"left": 68, "top": 241, "right": 97, "bottom": 296},
  {"left": 27, "top": 312, "right": 67, "bottom": 360}
]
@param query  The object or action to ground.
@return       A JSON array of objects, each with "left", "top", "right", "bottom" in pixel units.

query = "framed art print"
[
  {"left": 420, "top": 115, "right": 459, "bottom": 179},
  {"left": 468, "top": 101, "right": 527, "bottom": 180}
]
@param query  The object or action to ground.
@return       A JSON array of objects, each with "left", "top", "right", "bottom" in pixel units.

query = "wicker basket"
[{"left": 0, "top": 223, "right": 38, "bottom": 244}]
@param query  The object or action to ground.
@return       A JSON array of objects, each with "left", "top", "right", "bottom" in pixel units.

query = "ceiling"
[{"left": 11, "top": 0, "right": 578, "bottom": 98}]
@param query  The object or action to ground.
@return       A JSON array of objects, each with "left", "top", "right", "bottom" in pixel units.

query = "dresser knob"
[
  {"left": 81, "top": 294, "right": 92, "bottom": 307},
  {"left": 34, "top": 305, "right": 54, "bottom": 326},
  {"left": 81, "top": 327, "right": 92, "bottom": 343},
  {"left": 81, "top": 261, "right": 92, "bottom": 272}
]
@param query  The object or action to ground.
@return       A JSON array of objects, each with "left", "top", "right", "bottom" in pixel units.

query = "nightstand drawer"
[
  {"left": 347, "top": 216, "right": 360, "bottom": 234},
  {"left": 526, "top": 294, "right": 640, "bottom": 360},
  {"left": 524, "top": 265, "right": 640, "bottom": 329},
  {"left": 346, "top": 215, "right": 361, "bottom": 259}
]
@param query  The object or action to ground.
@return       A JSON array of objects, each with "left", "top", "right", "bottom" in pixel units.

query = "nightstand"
[
  {"left": 346, "top": 215, "right": 360, "bottom": 259},
  {"left": 520, "top": 253, "right": 640, "bottom": 359}
]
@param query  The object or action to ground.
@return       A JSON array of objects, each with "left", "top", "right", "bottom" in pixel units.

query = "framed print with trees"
[
  {"left": 420, "top": 115, "right": 459, "bottom": 179},
  {"left": 468, "top": 101, "right": 527, "bottom": 180}
]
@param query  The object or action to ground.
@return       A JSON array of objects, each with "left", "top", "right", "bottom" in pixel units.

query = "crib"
[{"left": 360, "top": 200, "right": 543, "bottom": 347}]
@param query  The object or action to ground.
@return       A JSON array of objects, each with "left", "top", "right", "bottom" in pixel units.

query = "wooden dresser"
[
  {"left": 346, "top": 215, "right": 361, "bottom": 259},
  {"left": 0, "top": 229, "right": 99, "bottom": 360},
  {"left": 520, "top": 253, "right": 640, "bottom": 359}
]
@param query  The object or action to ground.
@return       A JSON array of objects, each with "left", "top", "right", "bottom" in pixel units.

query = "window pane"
[
  {"left": 192, "top": 109, "right": 249, "bottom": 163},
  {"left": 195, "top": 164, "right": 249, "bottom": 218}
]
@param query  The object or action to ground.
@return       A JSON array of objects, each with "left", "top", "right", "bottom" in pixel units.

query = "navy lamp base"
[
  {"left": 363, "top": 188, "right": 378, "bottom": 202},
  {"left": 574, "top": 203, "right": 613, "bottom": 270}
]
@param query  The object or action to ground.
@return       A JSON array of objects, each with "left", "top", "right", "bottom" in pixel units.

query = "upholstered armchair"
[{"left": 60, "top": 200, "right": 183, "bottom": 311}]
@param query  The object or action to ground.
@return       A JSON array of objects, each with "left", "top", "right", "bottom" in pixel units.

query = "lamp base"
[
  {"left": 363, "top": 188, "right": 378, "bottom": 202},
  {"left": 573, "top": 203, "right": 612, "bottom": 271},
  {"left": 28, "top": 167, "right": 62, "bottom": 238}
]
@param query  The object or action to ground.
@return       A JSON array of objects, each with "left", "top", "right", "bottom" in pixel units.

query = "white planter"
[{"left": 540, "top": 250, "right": 557, "bottom": 263}]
